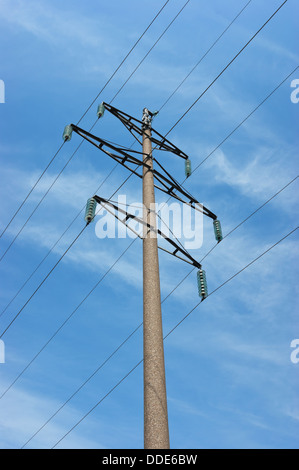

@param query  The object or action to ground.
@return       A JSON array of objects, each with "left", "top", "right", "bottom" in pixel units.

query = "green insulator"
[
  {"left": 197, "top": 269, "right": 208, "bottom": 300},
  {"left": 84, "top": 197, "right": 97, "bottom": 224},
  {"left": 62, "top": 124, "right": 73, "bottom": 142},
  {"left": 185, "top": 159, "right": 191, "bottom": 178},
  {"left": 97, "top": 102, "right": 105, "bottom": 119},
  {"left": 213, "top": 219, "right": 223, "bottom": 242}
]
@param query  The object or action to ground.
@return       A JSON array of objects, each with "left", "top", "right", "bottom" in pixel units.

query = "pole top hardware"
[{"left": 142, "top": 108, "right": 159, "bottom": 130}]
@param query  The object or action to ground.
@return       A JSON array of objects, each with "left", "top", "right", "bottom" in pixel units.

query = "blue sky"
[{"left": 0, "top": 0, "right": 298, "bottom": 449}]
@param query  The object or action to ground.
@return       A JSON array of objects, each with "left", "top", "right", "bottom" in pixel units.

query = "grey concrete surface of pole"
[{"left": 142, "top": 108, "right": 170, "bottom": 449}]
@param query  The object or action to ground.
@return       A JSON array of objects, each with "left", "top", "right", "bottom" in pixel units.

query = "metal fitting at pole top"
[{"left": 142, "top": 108, "right": 159, "bottom": 130}]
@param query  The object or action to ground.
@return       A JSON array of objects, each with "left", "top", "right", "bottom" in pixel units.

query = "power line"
[
  {"left": 157, "top": 65, "right": 298, "bottom": 215},
  {"left": 93, "top": 0, "right": 253, "bottom": 152},
  {"left": 94, "top": 0, "right": 253, "bottom": 153},
  {"left": 76, "top": 0, "right": 171, "bottom": 126},
  {"left": 165, "top": 0, "right": 289, "bottom": 137},
  {"left": 1, "top": 1, "right": 288, "bottom": 309},
  {"left": 0, "top": 0, "right": 171, "bottom": 242},
  {"left": 0, "top": 0, "right": 290, "bottom": 266},
  {"left": 101, "top": 11, "right": 297, "bottom": 219},
  {"left": 164, "top": 227, "right": 298, "bottom": 339},
  {"left": 149, "top": 65, "right": 298, "bottom": 266},
  {"left": 0, "top": 0, "right": 190, "bottom": 265},
  {"left": 53, "top": 26, "right": 296, "bottom": 303},
  {"left": 0, "top": 237, "right": 138, "bottom": 402},
  {"left": 1, "top": 59, "right": 295, "bottom": 376},
  {"left": 223, "top": 176, "right": 298, "bottom": 240},
  {"left": 152, "top": 66, "right": 299, "bottom": 247},
  {"left": 5, "top": 138, "right": 296, "bottom": 448},
  {"left": 0, "top": 224, "right": 87, "bottom": 340},
  {"left": 2, "top": 60, "right": 297, "bottom": 390},
  {"left": 0, "top": 142, "right": 65, "bottom": 240},
  {"left": 191, "top": 66, "right": 298, "bottom": 175},
  {"left": 52, "top": 358, "right": 144, "bottom": 450},
  {"left": 0, "top": 0, "right": 294, "bottom": 447},
  {"left": 5, "top": 78, "right": 297, "bottom": 436},
  {"left": 158, "top": 0, "right": 253, "bottom": 113},
  {"left": 0, "top": 170, "right": 135, "bottom": 339},
  {"left": 0, "top": 140, "right": 85, "bottom": 263},
  {"left": 0, "top": 164, "right": 118, "bottom": 321},
  {"left": 110, "top": 0, "right": 190, "bottom": 104},
  {"left": 0, "top": 13, "right": 191, "bottom": 311},
  {"left": 20, "top": 312, "right": 142, "bottom": 449},
  {"left": 51, "top": 225, "right": 298, "bottom": 449},
  {"left": 162, "top": 174, "right": 299, "bottom": 302},
  {"left": 1, "top": 0, "right": 294, "bottom": 416},
  {"left": 18, "top": 174, "right": 297, "bottom": 447},
  {"left": 0, "top": 0, "right": 258, "bottom": 266}
]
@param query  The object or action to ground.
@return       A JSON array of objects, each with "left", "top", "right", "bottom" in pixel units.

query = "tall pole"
[{"left": 142, "top": 108, "right": 170, "bottom": 449}]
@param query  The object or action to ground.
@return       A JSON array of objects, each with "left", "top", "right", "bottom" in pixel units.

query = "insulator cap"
[
  {"left": 62, "top": 124, "right": 73, "bottom": 142},
  {"left": 85, "top": 197, "right": 97, "bottom": 224},
  {"left": 213, "top": 219, "right": 223, "bottom": 242},
  {"left": 185, "top": 159, "right": 191, "bottom": 178},
  {"left": 197, "top": 269, "right": 208, "bottom": 300},
  {"left": 97, "top": 102, "right": 105, "bottom": 119}
]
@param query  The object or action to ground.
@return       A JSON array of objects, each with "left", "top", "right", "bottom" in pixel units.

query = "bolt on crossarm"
[{"left": 142, "top": 108, "right": 170, "bottom": 449}]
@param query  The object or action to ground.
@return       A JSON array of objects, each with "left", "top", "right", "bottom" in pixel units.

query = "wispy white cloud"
[
  {"left": 0, "top": 0, "right": 107, "bottom": 48},
  {"left": 0, "top": 381, "right": 103, "bottom": 449},
  {"left": 205, "top": 146, "right": 298, "bottom": 207},
  {"left": 0, "top": 0, "right": 128, "bottom": 84},
  {"left": 254, "top": 34, "right": 299, "bottom": 66}
]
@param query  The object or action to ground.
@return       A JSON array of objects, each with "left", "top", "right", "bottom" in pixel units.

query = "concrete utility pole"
[
  {"left": 142, "top": 108, "right": 170, "bottom": 449},
  {"left": 70, "top": 102, "right": 221, "bottom": 450}
]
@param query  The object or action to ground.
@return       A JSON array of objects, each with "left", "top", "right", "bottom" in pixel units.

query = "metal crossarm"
[
  {"left": 71, "top": 124, "right": 147, "bottom": 166},
  {"left": 102, "top": 102, "right": 190, "bottom": 159},
  {"left": 71, "top": 124, "right": 217, "bottom": 220},
  {"left": 93, "top": 195, "right": 202, "bottom": 269}
]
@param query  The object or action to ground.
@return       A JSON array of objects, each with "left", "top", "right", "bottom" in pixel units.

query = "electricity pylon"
[
  {"left": 142, "top": 108, "right": 169, "bottom": 448},
  {"left": 63, "top": 103, "right": 223, "bottom": 449}
]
